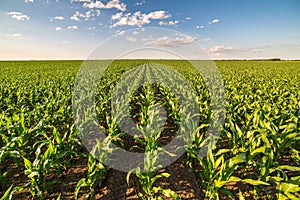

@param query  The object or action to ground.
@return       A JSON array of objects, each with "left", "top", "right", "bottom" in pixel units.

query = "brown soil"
[
  {"left": 1, "top": 153, "right": 205, "bottom": 200},
  {"left": 95, "top": 153, "right": 204, "bottom": 200}
]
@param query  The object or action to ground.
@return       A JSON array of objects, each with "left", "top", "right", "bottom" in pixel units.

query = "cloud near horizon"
[
  {"left": 144, "top": 35, "right": 197, "bottom": 47},
  {"left": 7, "top": 12, "right": 30, "bottom": 21}
]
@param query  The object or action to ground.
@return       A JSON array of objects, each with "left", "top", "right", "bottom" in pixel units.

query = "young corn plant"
[
  {"left": 127, "top": 74, "right": 179, "bottom": 199},
  {"left": 22, "top": 141, "right": 57, "bottom": 199},
  {"left": 188, "top": 136, "right": 270, "bottom": 200},
  {"left": 74, "top": 152, "right": 107, "bottom": 199}
]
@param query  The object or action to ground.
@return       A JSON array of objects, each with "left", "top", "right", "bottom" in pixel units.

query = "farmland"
[{"left": 0, "top": 60, "right": 300, "bottom": 199}]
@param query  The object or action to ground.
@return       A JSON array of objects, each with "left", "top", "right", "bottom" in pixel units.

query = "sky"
[{"left": 0, "top": 0, "right": 300, "bottom": 60}]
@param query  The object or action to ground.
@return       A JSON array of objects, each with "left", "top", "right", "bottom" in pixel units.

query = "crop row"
[{"left": 0, "top": 60, "right": 299, "bottom": 199}]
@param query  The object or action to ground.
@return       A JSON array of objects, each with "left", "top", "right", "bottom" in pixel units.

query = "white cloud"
[
  {"left": 7, "top": 12, "right": 30, "bottom": 21},
  {"left": 110, "top": 10, "right": 171, "bottom": 27},
  {"left": 83, "top": 0, "right": 126, "bottom": 11},
  {"left": 159, "top": 20, "right": 179, "bottom": 26},
  {"left": 83, "top": 0, "right": 104, "bottom": 8},
  {"left": 134, "top": 0, "right": 146, "bottom": 6},
  {"left": 144, "top": 35, "right": 197, "bottom": 47},
  {"left": 297, "top": 46, "right": 300, "bottom": 50},
  {"left": 5, "top": 33, "right": 24, "bottom": 39},
  {"left": 105, "top": 0, "right": 126, "bottom": 11},
  {"left": 50, "top": 16, "right": 65, "bottom": 22},
  {"left": 24, "top": 0, "right": 34, "bottom": 3},
  {"left": 132, "top": 28, "right": 145, "bottom": 35},
  {"left": 126, "top": 36, "right": 137, "bottom": 42},
  {"left": 67, "top": 25, "right": 78, "bottom": 30},
  {"left": 111, "top": 12, "right": 123, "bottom": 20},
  {"left": 116, "top": 30, "right": 125, "bottom": 35},
  {"left": 206, "top": 45, "right": 263, "bottom": 54},
  {"left": 207, "top": 46, "right": 233, "bottom": 53},
  {"left": 87, "top": 26, "right": 96, "bottom": 30},
  {"left": 70, "top": 10, "right": 100, "bottom": 21},
  {"left": 54, "top": 16, "right": 64, "bottom": 20},
  {"left": 208, "top": 18, "right": 220, "bottom": 24},
  {"left": 203, "top": 38, "right": 210, "bottom": 42},
  {"left": 196, "top": 25, "right": 204, "bottom": 29},
  {"left": 147, "top": 10, "right": 171, "bottom": 19},
  {"left": 55, "top": 27, "right": 62, "bottom": 31},
  {"left": 186, "top": 17, "right": 191, "bottom": 20},
  {"left": 70, "top": 12, "right": 84, "bottom": 21}
]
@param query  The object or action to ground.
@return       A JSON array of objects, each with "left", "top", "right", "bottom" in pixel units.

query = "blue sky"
[{"left": 1, "top": 0, "right": 300, "bottom": 60}]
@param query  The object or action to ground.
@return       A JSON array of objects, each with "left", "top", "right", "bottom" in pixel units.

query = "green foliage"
[{"left": 1, "top": 60, "right": 300, "bottom": 199}]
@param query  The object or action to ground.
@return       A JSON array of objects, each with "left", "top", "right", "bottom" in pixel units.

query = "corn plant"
[
  {"left": 125, "top": 65, "right": 180, "bottom": 199},
  {"left": 74, "top": 152, "right": 107, "bottom": 199},
  {"left": 1, "top": 60, "right": 300, "bottom": 199},
  {"left": 22, "top": 140, "right": 57, "bottom": 198}
]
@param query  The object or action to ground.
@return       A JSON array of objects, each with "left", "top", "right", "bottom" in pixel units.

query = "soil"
[
  {"left": 1, "top": 153, "right": 206, "bottom": 200},
  {"left": 1, "top": 151, "right": 280, "bottom": 200},
  {"left": 95, "top": 154, "right": 204, "bottom": 200}
]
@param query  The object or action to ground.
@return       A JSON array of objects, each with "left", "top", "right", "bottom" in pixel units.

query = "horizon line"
[{"left": 0, "top": 58, "right": 299, "bottom": 61}]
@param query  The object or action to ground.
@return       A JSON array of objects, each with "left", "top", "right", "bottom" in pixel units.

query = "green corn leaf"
[
  {"left": 53, "top": 127, "right": 62, "bottom": 145},
  {"left": 278, "top": 182, "right": 300, "bottom": 193},
  {"left": 277, "top": 182, "right": 300, "bottom": 200},
  {"left": 126, "top": 168, "right": 136, "bottom": 185},
  {"left": 221, "top": 188, "right": 235, "bottom": 199},
  {"left": 152, "top": 186, "right": 161, "bottom": 194},
  {"left": 239, "top": 190, "right": 245, "bottom": 200},
  {"left": 161, "top": 188, "right": 180, "bottom": 199},
  {"left": 285, "top": 132, "right": 300, "bottom": 140},
  {"left": 268, "top": 176, "right": 283, "bottom": 182},
  {"left": 235, "top": 124, "right": 243, "bottom": 137},
  {"left": 242, "top": 179, "right": 269, "bottom": 186},
  {"left": 250, "top": 146, "right": 266, "bottom": 157},
  {"left": 214, "top": 155, "right": 224, "bottom": 169},
  {"left": 42, "top": 143, "right": 54, "bottom": 164},
  {"left": 74, "top": 178, "right": 88, "bottom": 199},
  {"left": 55, "top": 194, "right": 61, "bottom": 200},
  {"left": 215, "top": 176, "right": 241, "bottom": 188},
  {"left": 27, "top": 171, "right": 39, "bottom": 179},
  {"left": 278, "top": 165, "right": 300, "bottom": 171},
  {"left": 160, "top": 173, "right": 170, "bottom": 178},
  {"left": 0, "top": 184, "right": 14, "bottom": 200},
  {"left": 215, "top": 149, "right": 231, "bottom": 157},
  {"left": 207, "top": 144, "right": 215, "bottom": 169},
  {"left": 290, "top": 176, "right": 300, "bottom": 182},
  {"left": 227, "top": 153, "right": 246, "bottom": 168},
  {"left": 23, "top": 157, "right": 32, "bottom": 169},
  {"left": 151, "top": 173, "right": 170, "bottom": 185}
]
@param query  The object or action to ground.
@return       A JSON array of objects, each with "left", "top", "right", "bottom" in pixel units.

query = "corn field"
[{"left": 0, "top": 60, "right": 299, "bottom": 199}]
